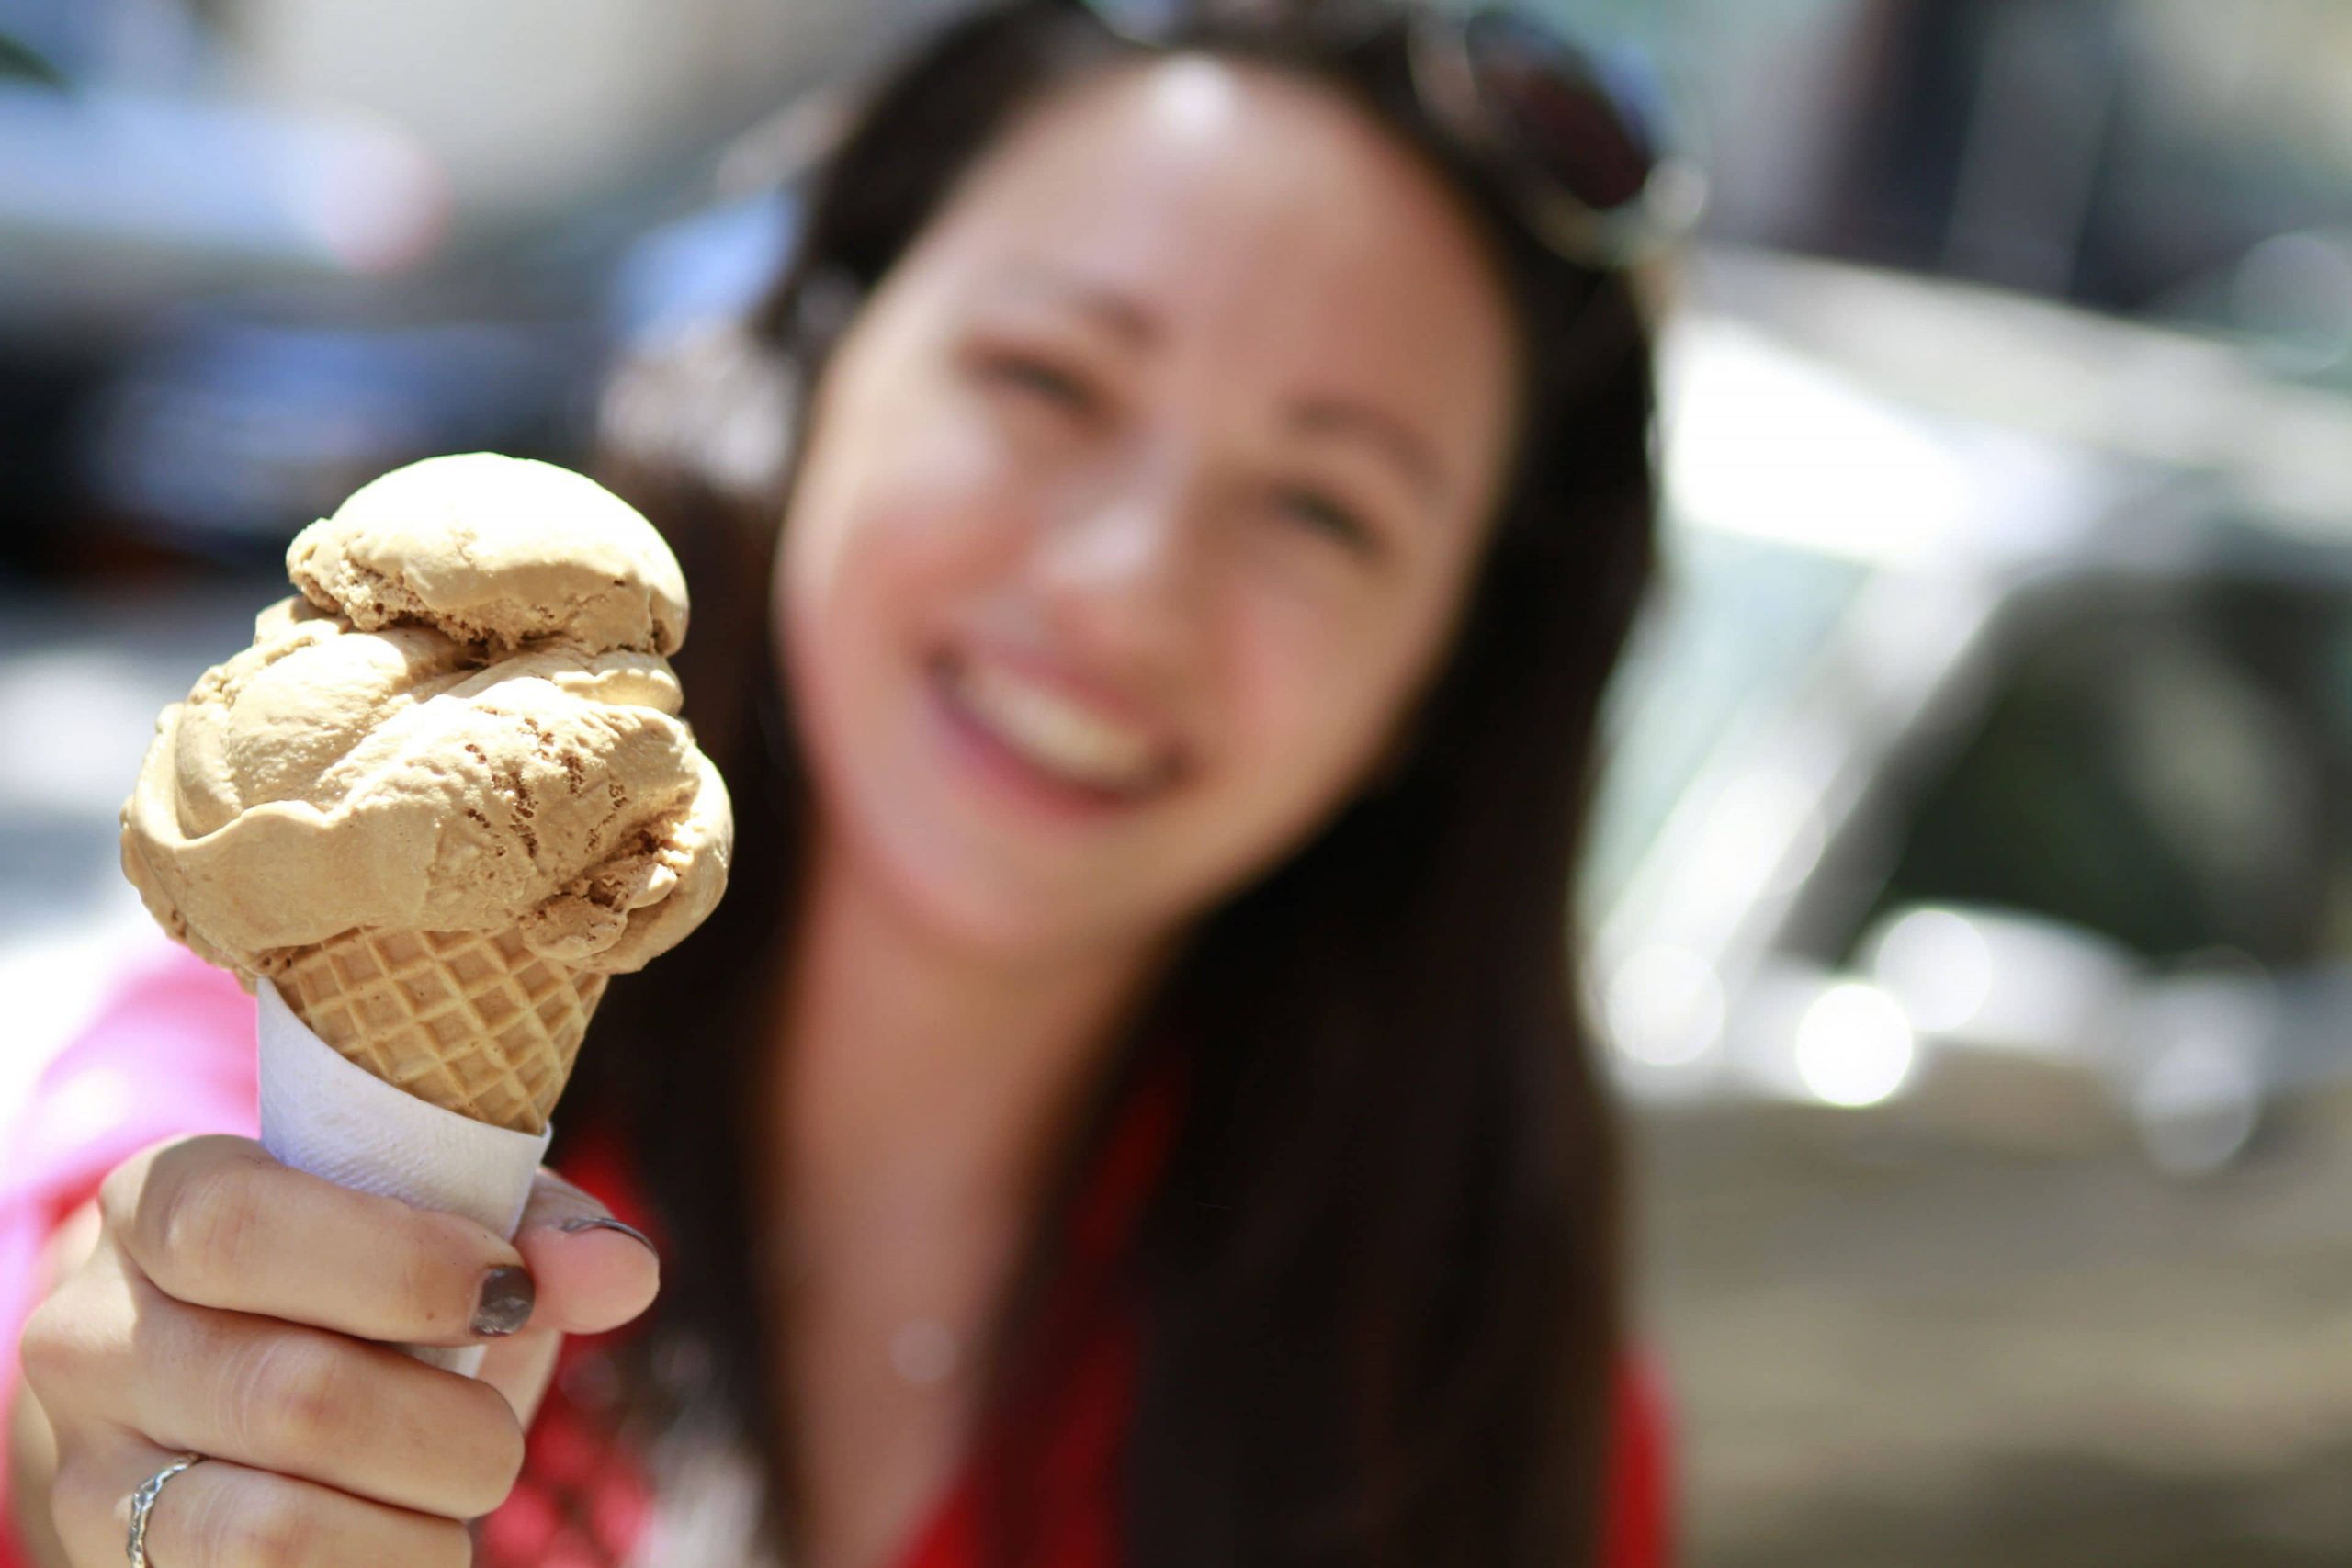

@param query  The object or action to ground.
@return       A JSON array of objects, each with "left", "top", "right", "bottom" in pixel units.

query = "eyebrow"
[
  {"left": 992, "top": 264, "right": 1159, "bottom": 350},
  {"left": 988, "top": 264, "right": 1453, "bottom": 512}
]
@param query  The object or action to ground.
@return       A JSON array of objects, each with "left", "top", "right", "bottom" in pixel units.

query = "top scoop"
[{"left": 121, "top": 453, "right": 732, "bottom": 981}]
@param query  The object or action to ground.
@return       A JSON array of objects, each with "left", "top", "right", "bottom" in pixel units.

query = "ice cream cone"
[
  {"left": 120, "top": 454, "right": 731, "bottom": 1149},
  {"left": 275, "top": 926, "right": 608, "bottom": 1134}
]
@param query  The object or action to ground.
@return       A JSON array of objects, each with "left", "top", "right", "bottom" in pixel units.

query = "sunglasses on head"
[{"left": 1069, "top": 0, "right": 1705, "bottom": 270}]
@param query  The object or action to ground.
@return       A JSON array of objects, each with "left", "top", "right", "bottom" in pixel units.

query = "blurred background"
[{"left": 4, "top": 0, "right": 2348, "bottom": 1562}]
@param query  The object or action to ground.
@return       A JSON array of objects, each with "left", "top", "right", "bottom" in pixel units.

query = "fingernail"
[
  {"left": 472, "top": 1265, "right": 537, "bottom": 1337},
  {"left": 558, "top": 1216, "right": 658, "bottom": 1254}
]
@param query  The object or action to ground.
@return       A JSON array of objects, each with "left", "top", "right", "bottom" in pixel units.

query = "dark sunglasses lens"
[{"left": 1463, "top": 11, "right": 1656, "bottom": 211}]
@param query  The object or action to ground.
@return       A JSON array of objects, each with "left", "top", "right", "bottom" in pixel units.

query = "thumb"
[
  {"left": 474, "top": 1169, "right": 662, "bottom": 1429},
  {"left": 510, "top": 1167, "right": 662, "bottom": 1338}
]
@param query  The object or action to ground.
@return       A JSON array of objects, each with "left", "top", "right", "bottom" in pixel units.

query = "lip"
[{"left": 924, "top": 652, "right": 1180, "bottom": 822}]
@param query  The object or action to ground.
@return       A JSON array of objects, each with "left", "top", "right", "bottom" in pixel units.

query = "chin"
[{"left": 844, "top": 798, "right": 1087, "bottom": 953}]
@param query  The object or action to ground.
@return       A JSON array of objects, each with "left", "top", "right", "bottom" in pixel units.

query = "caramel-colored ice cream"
[{"left": 121, "top": 452, "right": 731, "bottom": 987}]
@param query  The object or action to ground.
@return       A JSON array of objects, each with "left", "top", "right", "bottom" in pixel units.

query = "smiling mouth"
[{"left": 931, "top": 649, "right": 1182, "bottom": 803}]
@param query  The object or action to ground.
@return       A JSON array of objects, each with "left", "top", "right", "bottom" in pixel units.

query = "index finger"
[{"left": 102, "top": 1135, "right": 534, "bottom": 1347}]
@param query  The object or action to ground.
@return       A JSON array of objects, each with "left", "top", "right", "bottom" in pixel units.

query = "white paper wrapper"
[{"left": 255, "top": 978, "right": 551, "bottom": 1377}]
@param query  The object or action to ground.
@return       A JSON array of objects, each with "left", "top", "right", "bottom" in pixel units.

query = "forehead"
[{"left": 908, "top": 53, "right": 1519, "bottom": 433}]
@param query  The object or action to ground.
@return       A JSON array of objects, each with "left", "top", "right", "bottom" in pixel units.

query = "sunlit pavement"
[
  {"left": 1636, "top": 1100, "right": 2352, "bottom": 1566},
  {"left": 0, "top": 574, "right": 277, "bottom": 1122}
]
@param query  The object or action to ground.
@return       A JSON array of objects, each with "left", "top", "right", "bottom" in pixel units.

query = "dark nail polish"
[
  {"left": 558, "top": 1216, "right": 658, "bottom": 1253},
  {"left": 471, "top": 1266, "right": 536, "bottom": 1337}
]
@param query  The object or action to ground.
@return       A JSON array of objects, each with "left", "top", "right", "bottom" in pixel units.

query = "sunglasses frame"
[{"left": 1069, "top": 0, "right": 1706, "bottom": 269}]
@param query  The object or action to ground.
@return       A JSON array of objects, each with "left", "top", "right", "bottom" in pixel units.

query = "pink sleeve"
[{"left": 0, "top": 947, "right": 257, "bottom": 1567}]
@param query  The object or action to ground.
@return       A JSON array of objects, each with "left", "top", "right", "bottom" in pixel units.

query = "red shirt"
[
  {"left": 0, "top": 949, "right": 1673, "bottom": 1568},
  {"left": 490, "top": 1036, "right": 1674, "bottom": 1568}
]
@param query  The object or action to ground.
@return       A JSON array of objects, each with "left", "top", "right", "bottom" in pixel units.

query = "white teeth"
[{"left": 952, "top": 659, "right": 1169, "bottom": 793}]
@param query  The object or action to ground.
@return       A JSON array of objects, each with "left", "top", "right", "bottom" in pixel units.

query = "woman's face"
[{"left": 777, "top": 51, "right": 1521, "bottom": 959}]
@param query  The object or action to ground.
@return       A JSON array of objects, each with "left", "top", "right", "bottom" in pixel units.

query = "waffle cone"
[{"left": 276, "top": 927, "right": 607, "bottom": 1134}]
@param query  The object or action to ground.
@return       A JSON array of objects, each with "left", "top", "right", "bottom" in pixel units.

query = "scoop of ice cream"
[
  {"left": 287, "top": 452, "right": 688, "bottom": 656},
  {"left": 121, "top": 456, "right": 730, "bottom": 980}
]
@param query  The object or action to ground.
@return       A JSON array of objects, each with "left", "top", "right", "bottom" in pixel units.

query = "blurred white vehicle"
[{"left": 1588, "top": 247, "right": 2352, "bottom": 1172}]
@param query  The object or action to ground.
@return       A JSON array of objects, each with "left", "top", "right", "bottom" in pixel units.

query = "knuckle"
[
  {"left": 109, "top": 1134, "right": 245, "bottom": 1225},
  {"left": 16, "top": 1293, "right": 76, "bottom": 1403},
  {"left": 95, "top": 1153, "right": 145, "bottom": 1235},
  {"left": 21, "top": 1228, "right": 137, "bottom": 1431},
  {"left": 429, "top": 1377, "right": 528, "bottom": 1517},
  {"left": 96, "top": 1134, "right": 218, "bottom": 1230},
  {"left": 241, "top": 1337, "right": 355, "bottom": 1456},
  {"left": 18, "top": 1287, "right": 116, "bottom": 1422},
  {"left": 147, "top": 1157, "right": 265, "bottom": 1302},
  {"left": 220, "top": 1483, "right": 325, "bottom": 1568},
  {"left": 467, "top": 1388, "right": 530, "bottom": 1512}
]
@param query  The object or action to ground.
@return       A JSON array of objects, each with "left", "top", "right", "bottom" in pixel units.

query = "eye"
[
  {"left": 1274, "top": 486, "right": 1378, "bottom": 554},
  {"left": 981, "top": 352, "right": 1098, "bottom": 415}
]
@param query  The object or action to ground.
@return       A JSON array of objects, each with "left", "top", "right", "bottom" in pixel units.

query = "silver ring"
[{"left": 126, "top": 1452, "right": 206, "bottom": 1568}]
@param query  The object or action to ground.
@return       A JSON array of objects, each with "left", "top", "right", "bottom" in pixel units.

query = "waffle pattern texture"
[{"left": 277, "top": 926, "right": 607, "bottom": 1134}]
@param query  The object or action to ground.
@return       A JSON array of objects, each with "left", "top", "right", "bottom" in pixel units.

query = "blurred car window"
[
  {"left": 1831, "top": 571, "right": 2352, "bottom": 968},
  {"left": 1585, "top": 520, "right": 1870, "bottom": 916}
]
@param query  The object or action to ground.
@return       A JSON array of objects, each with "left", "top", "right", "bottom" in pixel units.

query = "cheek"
[
  {"left": 774, "top": 401, "right": 1015, "bottom": 839},
  {"left": 1189, "top": 581, "right": 1433, "bottom": 857},
  {"left": 779, "top": 520, "right": 1004, "bottom": 866},
  {"left": 780, "top": 399, "right": 1027, "bottom": 679}
]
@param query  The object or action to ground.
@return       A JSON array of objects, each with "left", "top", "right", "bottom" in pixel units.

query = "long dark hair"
[{"left": 566, "top": 2, "right": 1660, "bottom": 1563}]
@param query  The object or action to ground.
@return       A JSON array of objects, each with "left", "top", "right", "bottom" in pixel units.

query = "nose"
[{"left": 1026, "top": 465, "right": 1207, "bottom": 669}]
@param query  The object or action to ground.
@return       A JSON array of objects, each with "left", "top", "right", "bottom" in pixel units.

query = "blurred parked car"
[{"left": 1589, "top": 247, "right": 2352, "bottom": 1172}]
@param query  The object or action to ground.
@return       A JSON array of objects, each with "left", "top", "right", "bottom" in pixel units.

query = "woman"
[{"left": 5, "top": 1, "right": 1673, "bottom": 1563}]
